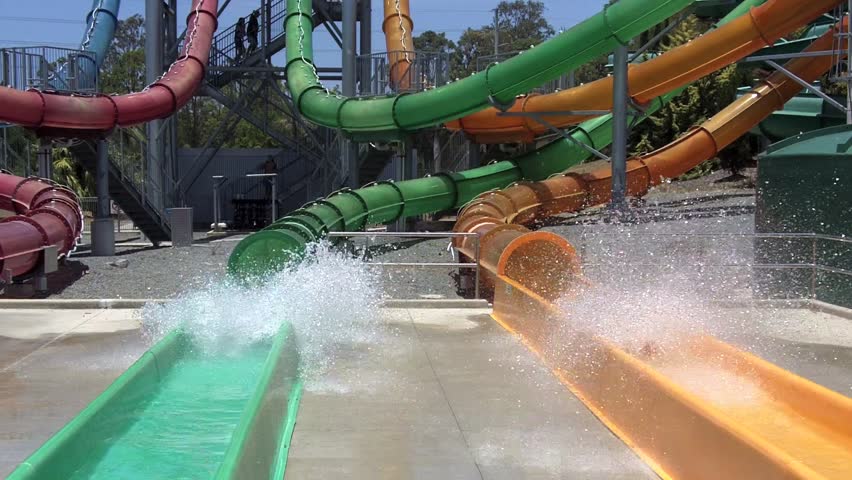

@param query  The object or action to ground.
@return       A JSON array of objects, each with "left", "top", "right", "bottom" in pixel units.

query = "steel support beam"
[
  {"left": 342, "top": 0, "right": 359, "bottom": 188},
  {"left": 611, "top": 44, "right": 630, "bottom": 211},
  {"left": 146, "top": 0, "right": 165, "bottom": 211},
  {"left": 92, "top": 140, "right": 115, "bottom": 256},
  {"left": 36, "top": 138, "right": 52, "bottom": 179},
  {"left": 359, "top": 0, "right": 372, "bottom": 90}
]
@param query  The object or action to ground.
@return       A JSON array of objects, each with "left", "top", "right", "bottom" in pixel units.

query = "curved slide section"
[
  {"left": 383, "top": 0, "right": 415, "bottom": 90},
  {"left": 452, "top": 20, "right": 847, "bottom": 273},
  {"left": 228, "top": 0, "right": 766, "bottom": 277},
  {"left": 0, "top": 0, "right": 218, "bottom": 137},
  {"left": 284, "top": 0, "right": 694, "bottom": 141},
  {"left": 445, "top": 0, "right": 842, "bottom": 144},
  {"left": 0, "top": 173, "right": 84, "bottom": 279},
  {"left": 52, "top": 0, "right": 120, "bottom": 90}
]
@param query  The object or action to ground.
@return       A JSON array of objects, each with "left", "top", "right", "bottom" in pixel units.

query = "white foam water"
[{"left": 140, "top": 242, "right": 385, "bottom": 378}]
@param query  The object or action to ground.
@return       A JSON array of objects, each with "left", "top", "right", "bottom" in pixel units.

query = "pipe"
[
  {"left": 284, "top": 0, "right": 694, "bottom": 141},
  {"left": 611, "top": 44, "right": 629, "bottom": 210},
  {"left": 359, "top": 0, "right": 372, "bottom": 91},
  {"left": 445, "top": 0, "right": 843, "bottom": 144},
  {"left": 382, "top": 0, "right": 414, "bottom": 90},
  {"left": 453, "top": 21, "right": 848, "bottom": 286},
  {"left": 0, "top": 173, "right": 84, "bottom": 279},
  {"left": 227, "top": 0, "right": 768, "bottom": 278},
  {"left": 0, "top": 0, "right": 218, "bottom": 137}
]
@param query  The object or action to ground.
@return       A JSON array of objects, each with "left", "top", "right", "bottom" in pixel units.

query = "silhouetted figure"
[
  {"left": 234, "top": 17, "right": 246, "bottom": 60},
  {"left": 247, "top": 11, "right": 259, "bottom": 53},
  {"left": 262, "top": 156, "right": 277, "bottom": 199}
]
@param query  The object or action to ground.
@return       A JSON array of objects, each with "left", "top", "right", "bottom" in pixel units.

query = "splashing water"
[
  {"left": 554, "top": 273, "right": 722, "bottom": 355},
  {"left": 141, "top": 242, "right": 385, "bottom": 378}
]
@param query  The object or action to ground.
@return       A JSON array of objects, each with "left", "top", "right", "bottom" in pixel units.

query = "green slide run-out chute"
[{"left": 228, "top": 0, "right": 763, "bottom": 278}]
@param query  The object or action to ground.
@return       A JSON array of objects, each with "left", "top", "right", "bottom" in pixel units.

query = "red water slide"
[{"left": 0, "top": 0, "right": 219, "bottom": 280}]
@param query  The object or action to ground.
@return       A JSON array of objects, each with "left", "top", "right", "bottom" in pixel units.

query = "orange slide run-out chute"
[
  {"left": 453, "top": 20, "right": 847, "bottom": 292},
  {"left": 446, "top": 0, "right": 841, "bottom": 144},
  {"left": 383, "top": 0, "right": 415, "bottom": 90}
]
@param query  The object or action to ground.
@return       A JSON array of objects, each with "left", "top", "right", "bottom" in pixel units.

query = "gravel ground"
[{"left": 1, "top": 170, "right": 757, "bottom": 300}]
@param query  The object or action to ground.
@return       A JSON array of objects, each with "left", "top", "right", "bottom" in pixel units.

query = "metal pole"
[
  {"left": 212, "top": 176, "right": 221, "bottom": 227},
  {"left": 611, "top": 43, "right": 629, "bottom": 210},
  {"left": 146, "top": 0, "right": 165, "bottom": 210},
  {"left": 2, "top": 128, "right": 6, "bottom": 170},
  {"left": 271, "top": 177, "right": 278, "bottom": 221},
  {"left": 847, "top": 0, "right": 852, "bottom": 124},
  {"left": 474, "top": 234, "right": 481, "bottom": 299},
  {"left": 92, "top": 140, "right": 115, "bottom": 256},
  {"left": 359, "top": 0, "right": 372, "bottom": 91},
  {"left": 37, "top": 138, "right": 52, "bottom": 179},
  {"left": 493, "top": 9, "right": 499, "bottom": 56},
  {"left": 342, "top": 0, "right": 359, "bottom": 188}
]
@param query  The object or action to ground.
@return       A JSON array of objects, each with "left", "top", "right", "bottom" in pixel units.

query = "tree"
[
  {"left": 413, "top": 30, "right": 456, "bottom": 53},
  {"left": 100, "top": 15, "right": 146, "bottom": 94},
  {"left": 629, "top": 14, "right": 755, "bottom": 178},
  {"left": 452, "top": 1, "right": 555, "bottom": 78}
]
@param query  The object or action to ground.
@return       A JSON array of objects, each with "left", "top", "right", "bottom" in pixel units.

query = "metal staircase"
[{"left": 70, "top": 139, "right": 172, "bottom": 245}]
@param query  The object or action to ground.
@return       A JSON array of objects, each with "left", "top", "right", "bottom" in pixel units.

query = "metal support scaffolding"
[
  {"left": 146, "top": 0, "right": 165, "bottom": 211},
  {"left": 359, "top": 0, "right": 372, "bottom": 88},
  {"left": 342, "top": 0, "right": 359, "bottom": 188},
  {"left": 611, "top": 43, "right": 630, "bottom": 211},
  {"left": 92, "top": 139, "right": 115, "bottom": 256},
  {"left": 36, "top": 138, "right": 51, "bottom": 180},
  {"left": 846, "top": 0, "right": 851, "bottom": 124}
]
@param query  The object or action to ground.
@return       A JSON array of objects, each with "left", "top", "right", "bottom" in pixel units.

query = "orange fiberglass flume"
[
  {"left": 452, "top": 19, "right": 847, "bottom": 299},
  {"left": 446, "top": 0, "right": 842, "bottom": 144},
  {"left": 383, "top": 0, "right": 414, "bottom": 90}
]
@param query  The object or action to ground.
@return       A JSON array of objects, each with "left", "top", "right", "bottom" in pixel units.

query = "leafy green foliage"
[
  {"left": 629, "top": 14, "right": 756, "bottom": 178},
  {"left": 450, "top": 1, "right": 555, "bottom": 78}
]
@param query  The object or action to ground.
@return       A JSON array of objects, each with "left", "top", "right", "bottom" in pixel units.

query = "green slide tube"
[
  {"left": 284, "top": 0, "right": 695, "bottom": 140},
  {"left": 228, "top": 0, "right": 764, "bottom": 278}
]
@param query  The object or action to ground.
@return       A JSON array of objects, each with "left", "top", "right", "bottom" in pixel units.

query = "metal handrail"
[{"left": 328, "top": 231, "right": 482, "bottom": 299}]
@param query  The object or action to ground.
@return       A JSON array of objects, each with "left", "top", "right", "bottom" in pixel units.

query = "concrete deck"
[
  {"left": 285, "top": 308, "right": 657, "bottom": 480},
  {"left": 1, "top": 305, "right": 849, "bottom": 479},
  {"left": 0, "top": 309, "right": 143, "bottom": 477}
]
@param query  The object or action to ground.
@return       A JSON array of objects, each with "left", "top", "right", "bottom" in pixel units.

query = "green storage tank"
[{"left": 756, "top": 125, "right": 852, "bottom": 308}]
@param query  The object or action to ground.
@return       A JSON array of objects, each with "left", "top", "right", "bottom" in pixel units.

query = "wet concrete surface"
[
  {"left": 0, "top": 309, "right": 144, "bottom": 477},
  {"left": 286, "top": 308, "right": 658, "bottom": 480}
]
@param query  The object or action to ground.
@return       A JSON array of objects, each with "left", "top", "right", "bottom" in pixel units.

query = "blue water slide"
[{"left": 52, "top": 0, "right": 120, "bottom": 90}]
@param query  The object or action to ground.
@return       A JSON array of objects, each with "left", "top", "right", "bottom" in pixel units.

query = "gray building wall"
[{"left": 178, "top": 148, "right": 315, "bottom": 227}]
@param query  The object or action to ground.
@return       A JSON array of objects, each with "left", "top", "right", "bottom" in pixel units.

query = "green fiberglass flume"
[{"left": 283, "top": 0, "right": 695, "bottom": 140}]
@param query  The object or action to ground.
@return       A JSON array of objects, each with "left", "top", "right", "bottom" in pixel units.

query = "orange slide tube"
[
  {"left": 446, "top": 0, "right": 841, "bottom": 144},
  {"left": 383, "top": 0, "right": 415, "bottom": 90},
  {"left": 453, "top": 20, "right": 847, "bottom": 286}
]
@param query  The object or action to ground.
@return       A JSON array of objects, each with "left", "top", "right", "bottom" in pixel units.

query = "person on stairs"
[
  {"left": 247, "top": 10, "right": 260, "bottom": 53},
  {"left": 234, "top": 17, "right": 246, "bottom": 61}
]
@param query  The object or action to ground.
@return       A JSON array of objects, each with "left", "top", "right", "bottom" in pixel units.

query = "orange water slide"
[
  {"left": 383, "top": 0, "right": 414, "bottom": 90},
  {"left": 453, "top": 20, "right": 847, "bottom": 291},
  {"left": 446, "top": 0, "right": 841, "bottom": 144}
]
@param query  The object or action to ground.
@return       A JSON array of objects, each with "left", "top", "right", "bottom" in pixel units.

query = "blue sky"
[{"left": 0, "top": 0, "right": 609, "bottom": 70}]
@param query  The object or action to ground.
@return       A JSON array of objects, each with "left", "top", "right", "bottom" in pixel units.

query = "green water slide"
[
  {"left": 229, "top": 0, "right": 765, "bottom": 277},
  {"left": 285, "top": 0, "right": 694, "bottom": 141},
  {"left": 8, "top": 326, "right": 302, "bottom": 479}
]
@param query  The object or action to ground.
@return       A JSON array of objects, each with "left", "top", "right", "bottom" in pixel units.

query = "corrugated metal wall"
[{"left": 178, "top": 148, "right": 315, "bottom": 227}]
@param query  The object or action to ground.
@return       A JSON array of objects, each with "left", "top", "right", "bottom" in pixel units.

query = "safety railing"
[
  {"left": 206, "top": 0, "right": 287, "bottom": 72},
  {"left": 78, "top": 197, "right": 139, "bottom": 233},
  {"left": 328, "top": 231, "right": 482, "bottom": 299},
  {"left": 0, "top": 46, "right": 97, "bottom": 92},
  {"left": 356, "top": 51, "right": 451, "bottom": 95},
  {"left": 570, "top": 231, "right": 851, "bottom": 302}
]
